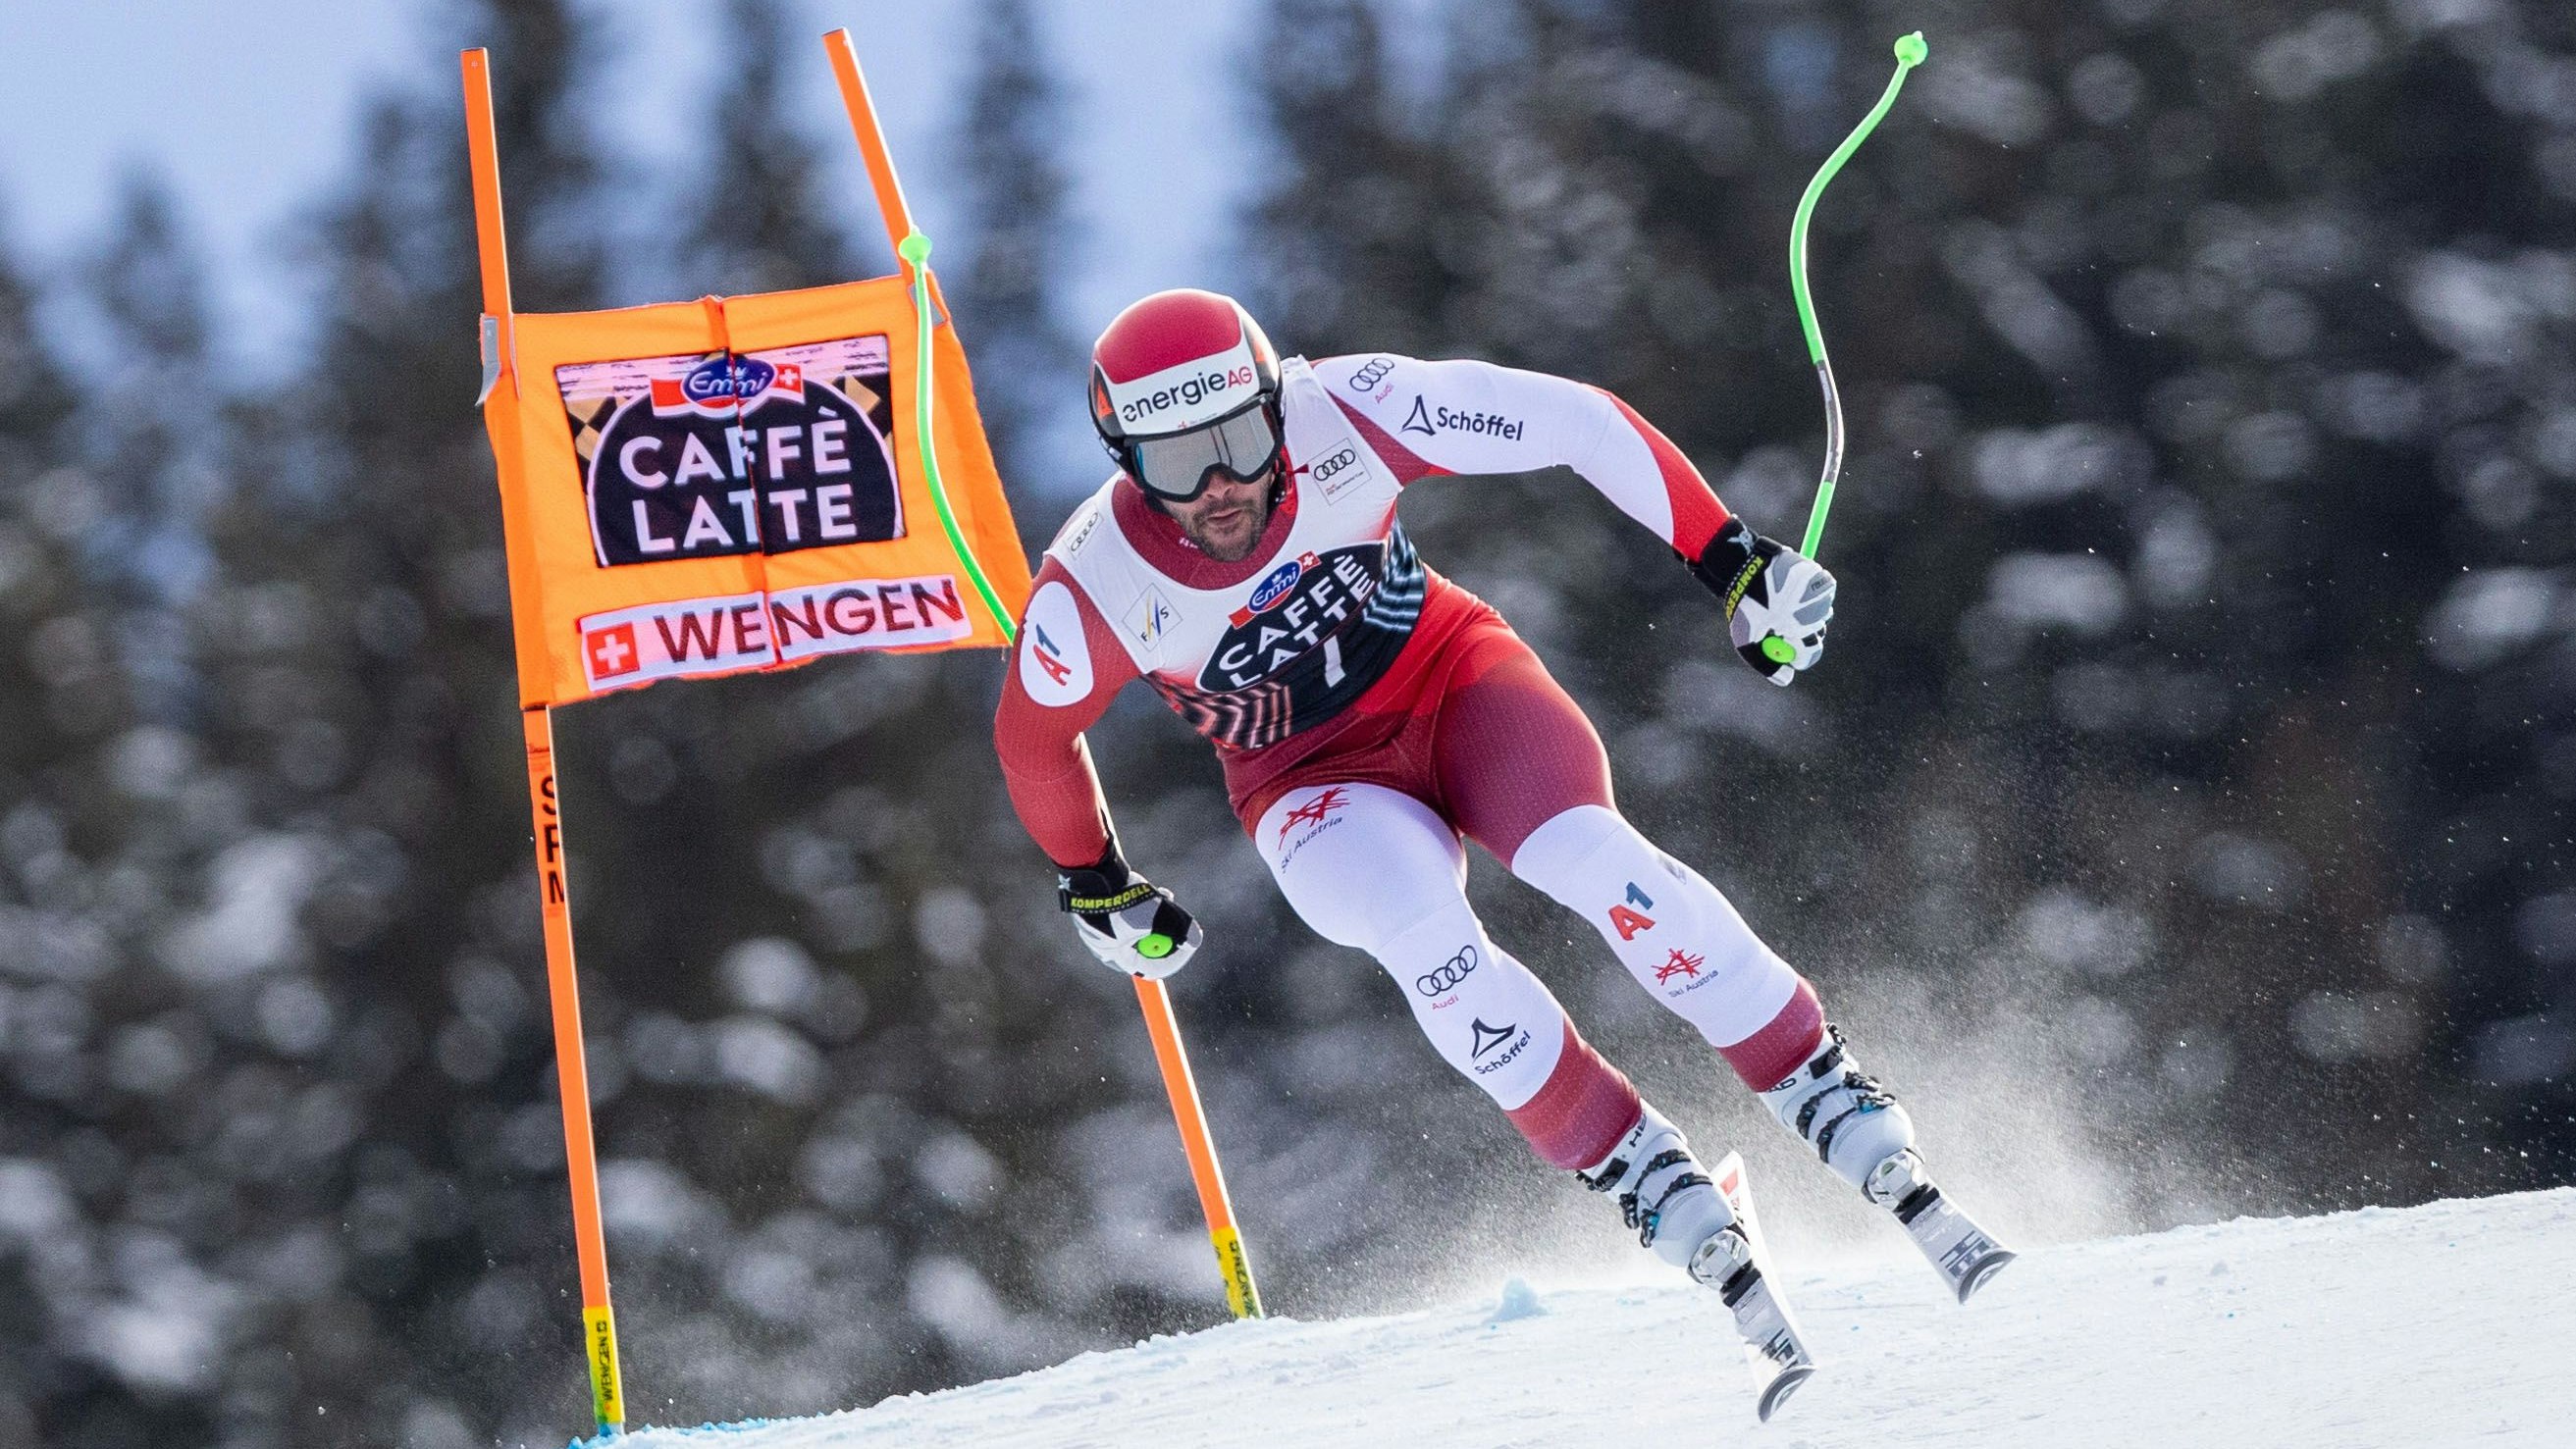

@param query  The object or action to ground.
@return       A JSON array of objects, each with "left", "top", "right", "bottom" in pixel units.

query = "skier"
[{"left": 993, "top": 289, "right": 2007, "bottom": 1339}]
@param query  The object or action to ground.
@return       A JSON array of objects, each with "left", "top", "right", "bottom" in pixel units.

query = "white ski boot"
[
  {"left": 1760, "top": 1024, "right": 2016, "bottom": 1303},
  {"left": 1576, "top": 1105, "right": 1736, "bottom": 1274},
  {"left": 1579, "top": 1106, "right": 1815, "bottom": 1419}
]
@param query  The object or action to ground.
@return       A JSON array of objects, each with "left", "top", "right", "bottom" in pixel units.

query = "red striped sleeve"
[
  {"left": 1595, "top": 386, "right": 1731, "bottom": 558},
  {"left": 993, "top": 557, "right": 1140, "bottom": 868}
]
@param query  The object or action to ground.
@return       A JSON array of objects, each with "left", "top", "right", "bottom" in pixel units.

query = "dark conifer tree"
[
  {"left": 947, "top": 0, "right": 1080, "bottom": 488},
  {"left": 185, "top": 2, "right": 621, "bottom": 1439},
  {"left": 1245, "top": 0, "right": 1465, "bottom": 359},
  {"left": 683, "top": 0, "right": 857, "bottom": 296},
  {"left": 0, "top": 204, "right": 89, "bottom": 787}
]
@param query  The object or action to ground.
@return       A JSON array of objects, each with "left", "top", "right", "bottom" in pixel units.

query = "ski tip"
[
  {"left": 1756, "top": 1364, "right": 1816, "bottom": 1422},
  {"left": 1954, "top": 1248, "right": 2017, "bottom": 1304}
]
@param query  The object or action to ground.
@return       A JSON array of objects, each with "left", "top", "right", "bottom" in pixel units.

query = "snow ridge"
[{"left": 610, "top": 1188, "right": 2576, "bottom": 1448}]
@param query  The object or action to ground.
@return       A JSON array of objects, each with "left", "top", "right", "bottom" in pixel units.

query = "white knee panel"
[
  {"left": 1508, "top": 804, "right": 1800, "bottom": 1051},
  {"left": 1260, "top": 783, "right": 1566, "bottom": 1109}
]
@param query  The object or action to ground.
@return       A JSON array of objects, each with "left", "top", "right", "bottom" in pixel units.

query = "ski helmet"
[{"left": 1088, "top": 289, "right": 1283, "bottom": 503}]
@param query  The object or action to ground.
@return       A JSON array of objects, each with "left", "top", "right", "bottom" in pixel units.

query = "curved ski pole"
[
  {"left": 898, "top": 233, "right": 1017, "bottom": 638},
  {"left": 1788, "top": 31, "right": 1926, "bottom": 561}
]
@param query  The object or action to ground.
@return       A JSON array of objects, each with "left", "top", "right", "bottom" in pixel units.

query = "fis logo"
[{"left": 1124, "top": 586, "right": 1178, "bottom": 645}]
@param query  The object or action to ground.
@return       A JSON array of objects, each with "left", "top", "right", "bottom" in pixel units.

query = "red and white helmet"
[{"left": 1089, "top": 289, "right": 1284, "bottom": 501}]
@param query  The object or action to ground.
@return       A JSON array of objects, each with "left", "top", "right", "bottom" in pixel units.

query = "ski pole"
[
  {"left": 826, "top": 26, "right": 1264, "bottom": 1321},
  {"left": 1786, "top": 31, "right": 1926, "bottom": 563},
  {"left": 893, "top": 228, "right": 1260, "bottom": 1319}
]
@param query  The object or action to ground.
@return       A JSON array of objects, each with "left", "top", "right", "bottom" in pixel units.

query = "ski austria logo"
[
  {"left": 1018, "top": 581, "right": 1093, "bottom": 706},
  {"left": 1270, "top": 784, "right": 1351, "bottom": 872},
  {"left": 560, "top": 338, "right": 904, "bottom": 568},
  {"left": 1275, "top": 785, "right": 1350, "bottom": 848}
]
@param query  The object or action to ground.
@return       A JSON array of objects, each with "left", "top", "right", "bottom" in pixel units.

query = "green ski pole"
[{"left": 1787, "top": 30, "right": 1926, "bottom": 563}]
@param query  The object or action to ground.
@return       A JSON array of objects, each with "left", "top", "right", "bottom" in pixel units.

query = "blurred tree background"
[{"left": 0, "top": 0, "right": 2569, "bottom": 1444}]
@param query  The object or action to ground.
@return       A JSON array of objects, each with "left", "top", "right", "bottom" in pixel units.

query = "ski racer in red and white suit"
[{"left": 994, "top": 290, "right": 1917, "bottom": 1281}]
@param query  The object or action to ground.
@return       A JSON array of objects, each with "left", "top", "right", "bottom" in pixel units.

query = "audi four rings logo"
[
  {"left": 1304, "top": 446, "right": 1357, "bottom": 485},
  {"left": 1415, "top": 945, "right": 1478, "bottom": 996},
  {"left": 1344, "top": 357, "right": 1397, "bottom": 393}
]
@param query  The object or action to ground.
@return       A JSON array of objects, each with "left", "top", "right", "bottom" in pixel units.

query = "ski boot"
[
  {"left": 1759, "top": 1023, "right": 2016, "bottom": 1303},
  {"left": 1580, "top": 1106, "right": 1815, "bottom": 1419}
]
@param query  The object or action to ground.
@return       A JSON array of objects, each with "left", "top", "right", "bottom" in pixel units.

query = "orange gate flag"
[
  {"left": 463, "top": 30, "right": 1033, "bottom": 1439},
  {"left": 477, "top": 215, "right": 1028, "bottom": 713}
]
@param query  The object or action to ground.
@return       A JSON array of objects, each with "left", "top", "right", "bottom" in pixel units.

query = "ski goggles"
[{"left": 1122, "top": 397, "right": 1282, "bottom": 502}]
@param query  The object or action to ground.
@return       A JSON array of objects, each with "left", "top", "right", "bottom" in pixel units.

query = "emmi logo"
[
  {"left": 579, "top": 574, "right": 972, "bottom": 691},
  {"left": 582, "top": 350, "right": 903, "bottom": 567}
]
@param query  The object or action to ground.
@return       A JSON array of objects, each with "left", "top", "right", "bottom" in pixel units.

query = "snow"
[{"left": 607, "top": 1186, "right": 2576, "bottom": 1447}]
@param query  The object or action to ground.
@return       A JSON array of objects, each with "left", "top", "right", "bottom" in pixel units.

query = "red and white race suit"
[{"left": 995, "top": 352, "right": 1824, "bottom": 1170}]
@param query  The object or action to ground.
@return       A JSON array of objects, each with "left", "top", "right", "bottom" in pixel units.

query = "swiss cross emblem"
[{"left": 587, "top": 622, "right": 642, "bottom": 679}]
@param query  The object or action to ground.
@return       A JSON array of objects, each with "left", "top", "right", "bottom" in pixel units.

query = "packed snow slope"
[{"left": 615, "top": 1187, "right": 2574, "bottom": 1448}]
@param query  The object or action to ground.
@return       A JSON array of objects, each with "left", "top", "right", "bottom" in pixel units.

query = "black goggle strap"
[{"left": 1127, "top": 402, "right": 1279, "bottom": 500}]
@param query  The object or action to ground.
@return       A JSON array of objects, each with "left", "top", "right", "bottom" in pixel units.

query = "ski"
[
  {"left": 1705, "top": 1152, "right": 1816, "bottom": 1421},
  {"left": 1870, "top": 1152, "right": 2017, "bottom": 1304}
]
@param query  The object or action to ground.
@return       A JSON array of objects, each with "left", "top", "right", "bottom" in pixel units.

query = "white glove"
[
  {"left": 1057, "top": 848, "right": 1202, "bottom": 980},
  {"left": 1690, "top": 518, "right": 1837, "bottom": 687}
]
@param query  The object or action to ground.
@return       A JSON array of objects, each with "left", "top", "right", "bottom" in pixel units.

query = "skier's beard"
[{"left": 1166, "top": 468, "right": 1275, "bottom": 562}]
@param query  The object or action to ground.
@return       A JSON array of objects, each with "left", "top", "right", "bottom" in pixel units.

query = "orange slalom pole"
[
  {"left": 820, "top": 27, "right": 920, "bottom": 256},
  {"left": 1134, "top": 978, "right": 1264, "bottom": 1319},
  {"left": 460, "top": 50, "right": 515, "bottom": 366},
  {"left": 819, "top": 26, "right": 1263, "bottom": 1321},
  {"left": 465, "top": 49, "right": 624, "bottom": 1439},
  {"left": 521, "top": 707, "right": 625, "bottom": 1435}
]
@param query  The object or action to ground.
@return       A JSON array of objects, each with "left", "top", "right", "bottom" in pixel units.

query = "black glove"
[
  {"left": 1686, "top": 517, "right": 1837, "bottom": 687},
  {"left": 1057, "top": 843, "right": 1202, "bottom": 979}
]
